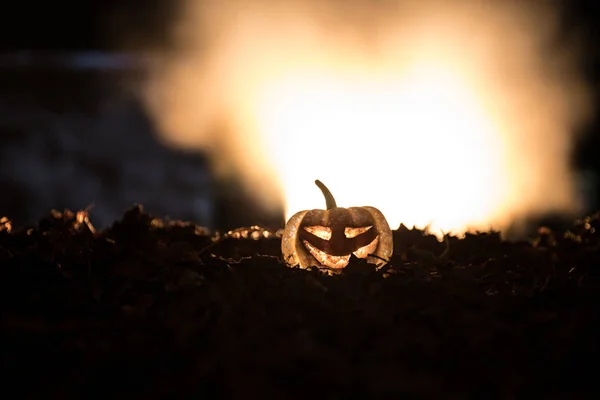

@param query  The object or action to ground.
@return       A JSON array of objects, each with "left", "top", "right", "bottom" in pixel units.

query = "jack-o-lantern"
[{"left": 281, "top": 180, "right": 393, "bottom": 272}]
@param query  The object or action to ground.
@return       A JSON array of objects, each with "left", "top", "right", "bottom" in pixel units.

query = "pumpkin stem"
[{"left": 315, "top": 180, "right": 337, "bottom": 210}]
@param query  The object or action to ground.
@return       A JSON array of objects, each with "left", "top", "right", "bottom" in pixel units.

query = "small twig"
[
  {"left": 369, "top": 253, "right": 390, "bottom": 264},
  {"left": 256, "top": 253, "right": 284, "bottom": 261},
  {"left": 538, "top": 274, "right": 551, "bottom": 292},
  {"left": 367, "top": 254, "right": 393, "bottom": 273},
  {"left": 210, "top": 254, "right": 253, "bottom": 264},
  {"left": 198, "top": 239, "right": 220, "bottom": 256}
]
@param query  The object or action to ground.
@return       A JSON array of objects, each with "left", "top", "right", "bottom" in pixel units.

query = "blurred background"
[
  {"left": 0, "top": 0, "right": 599, "bottom": 234},
  {"left": 0, "top": 1, "right": 264, "bottom": 230}
]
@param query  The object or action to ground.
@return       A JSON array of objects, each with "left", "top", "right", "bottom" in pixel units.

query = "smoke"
[{"left": 140, "top": 0, "right": 593, "bottom": 233}]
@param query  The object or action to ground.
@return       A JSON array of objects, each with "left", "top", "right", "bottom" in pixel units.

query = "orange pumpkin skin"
[{"left": 281, "top": 181, "right": 393, "bottom": 271}]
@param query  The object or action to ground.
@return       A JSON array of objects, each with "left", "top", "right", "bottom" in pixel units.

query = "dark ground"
[{"left": 1, "top": 206, "right": 599, "bottom": 398}]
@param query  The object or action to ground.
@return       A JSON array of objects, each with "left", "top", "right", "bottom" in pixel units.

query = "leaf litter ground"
[{"left": 1, "top": 206, "right": 600, "bottom": 397}]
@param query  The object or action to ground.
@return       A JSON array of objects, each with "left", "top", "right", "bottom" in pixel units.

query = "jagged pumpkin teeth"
[{"left": 281, "top": 180, "right": 393, "bottom": 272}]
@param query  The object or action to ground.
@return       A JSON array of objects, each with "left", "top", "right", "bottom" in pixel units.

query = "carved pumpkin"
[{"left": 281, "top": 180, "right": 393, "bottom": 271}]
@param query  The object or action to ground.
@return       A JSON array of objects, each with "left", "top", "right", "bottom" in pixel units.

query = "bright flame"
[
  {"left": 257, "top": 66, "right": 508, "bottom": 233},
  {"left": 140, "top": 0, "right": 592, "bottom": 236}
]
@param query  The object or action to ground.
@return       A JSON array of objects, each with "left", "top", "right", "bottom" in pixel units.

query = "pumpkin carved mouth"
[
  {"left": 301, "top": 225, "right": 380, "bottom": 269},
  {"left": 281, "top": 180, "right": 393, "bottom": 272}
]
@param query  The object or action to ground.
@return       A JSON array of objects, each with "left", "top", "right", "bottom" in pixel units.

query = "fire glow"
[{"left": 141, "top": 0, "right": 592, "bottom": 236}]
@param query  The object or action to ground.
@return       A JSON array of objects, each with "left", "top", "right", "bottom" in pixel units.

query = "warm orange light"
[
  {"left": 257, "top": 65, "right": 509, "bottom": 235},
  {"left": 141, "top": 0, "right": 592, "bottom": 237}
]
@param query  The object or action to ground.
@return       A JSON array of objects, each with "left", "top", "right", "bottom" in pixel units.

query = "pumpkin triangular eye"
[
  {"left": 303, "top": 225, "right": 331, "bottom": 240},
  {"left": 344, "top": 226, "right": 372, "bottom": 238}
]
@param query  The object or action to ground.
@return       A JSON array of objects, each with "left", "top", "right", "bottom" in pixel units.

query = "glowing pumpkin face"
[{"left": 282, "top": 180, "right": 393, "bottom": 272}]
